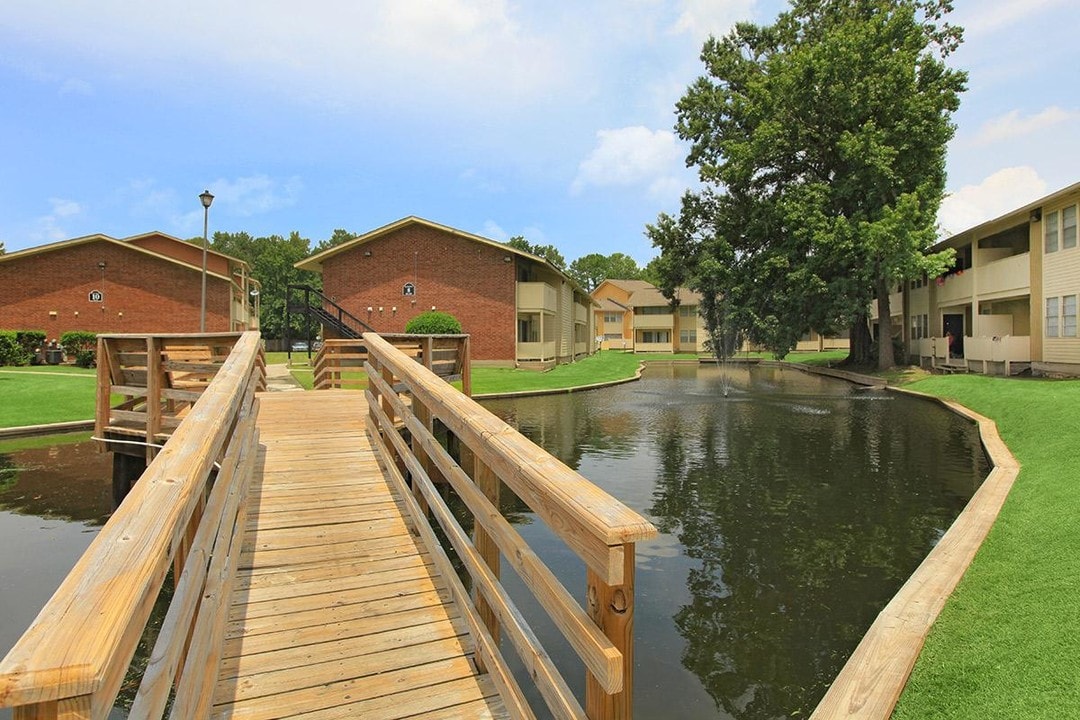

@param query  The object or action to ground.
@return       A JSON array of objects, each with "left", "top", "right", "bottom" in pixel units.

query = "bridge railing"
[
  {"left": 363, "top": 331, "right": 657, "bottom": 720},
  {"left": 0, "top": 331, "right": 265, "bottom": 720},
  {"left": 95, "top": 332, "right": 267, "bottom": 462},
  {"left": 314, "top": 334, "right": 471, "bottom": 394}
]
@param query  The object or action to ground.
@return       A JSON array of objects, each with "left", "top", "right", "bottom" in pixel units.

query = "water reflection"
[{"left": 484, "top": 364, "right": 987, "bottom": 718}]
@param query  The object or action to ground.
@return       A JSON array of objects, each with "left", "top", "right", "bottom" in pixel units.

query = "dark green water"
[{"left": 482, "top": 363, "right": 987, "bottom": 719}]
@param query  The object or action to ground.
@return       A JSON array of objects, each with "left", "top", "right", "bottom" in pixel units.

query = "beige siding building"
[
  {"left": 592, "top": 280, "right": 706, "bottom": 353},
  {"left": 872, "top": 180, "right": 1080, "bottom": 376}
]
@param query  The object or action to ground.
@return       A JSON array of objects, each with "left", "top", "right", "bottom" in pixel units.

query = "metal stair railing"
[{"left": 286, "top": 285, "right": 375, "bottom": 351}]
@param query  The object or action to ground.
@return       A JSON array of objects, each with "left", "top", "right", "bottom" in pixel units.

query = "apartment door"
[{"left": 942, "top": 314, "right": 964, "bottom": 358}]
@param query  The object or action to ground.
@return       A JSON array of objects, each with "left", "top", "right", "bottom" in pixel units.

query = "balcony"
[
  {"left": 574, "top": 303, "right": 588, "bottom": 324},
  {"left": 633, "top": 313, "right": 674, "bottom": 330},
  {"left": 517, "top": 282, "right": 557, "bottom": 313},
  {"left": 979, "top": 253, "right": 1030, "bottom": 298},
  {"left": 516, "top": 340, "right": 557, "bottom": 361},
  {"left": 936, "top": 271, "right": 973, "bottom": 304}
]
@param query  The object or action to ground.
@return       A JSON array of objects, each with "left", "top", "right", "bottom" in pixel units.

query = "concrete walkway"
[{"left": 263, "top": 363, "right": 306, "bottom": 392}]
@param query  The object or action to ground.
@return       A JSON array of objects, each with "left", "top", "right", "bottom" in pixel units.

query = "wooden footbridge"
[{"left": 0, "top": 332, "right": 656, "bottom": 720}]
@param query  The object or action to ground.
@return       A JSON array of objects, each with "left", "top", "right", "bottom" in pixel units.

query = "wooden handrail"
[
  {"left": 0, "top": 331, "right": 264, "bottom": 719},
  {"left": 313, "top": 334, "right": 471, "bottom": 394},
  {"left": 362, "top": 332, "right": 657, "bottom": 720}
]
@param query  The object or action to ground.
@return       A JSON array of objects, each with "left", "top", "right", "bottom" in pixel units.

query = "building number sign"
[
  {"left": 402, "top": 282, "right": 416, "bottom": 296},
  {"left": 88, "top": 290, "right": 104, "bottom": 303}
]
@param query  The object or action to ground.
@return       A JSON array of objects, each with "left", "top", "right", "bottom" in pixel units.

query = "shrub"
[
  {"left": 0, "top": 331, "right": 32, "bottom": 366},
  {"left": 74, "top": 349, "right": 97, "bottom": 368},
  {"left": 404, "top": 311, "right": 463, "bottom": 335},
  {"left": 59, "top": 331, "right": 97, "bottom": 358},
  {"left": 15, "top": 330, "right": 46, "bottom": 365}
]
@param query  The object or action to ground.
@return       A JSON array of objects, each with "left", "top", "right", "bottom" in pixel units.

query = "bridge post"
[
  {"left": 470, "top": 452, "right": 500, "bottom": 672},
  {"left": 585, "top": 543, "right": 636, "bottom": 720}
]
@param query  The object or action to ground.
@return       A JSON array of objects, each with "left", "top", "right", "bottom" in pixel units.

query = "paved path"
[{"left": 263, "top": 363, "right": 306, "bottom": 392}]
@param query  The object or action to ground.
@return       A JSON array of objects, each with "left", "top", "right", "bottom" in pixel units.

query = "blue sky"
[{"left": 2, "top": 0, "right": 1078, "bottom": 264}]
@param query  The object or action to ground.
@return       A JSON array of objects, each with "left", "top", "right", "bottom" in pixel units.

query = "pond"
[
  {"left": 0, "top": 363, "right": 988, "bottom": 719},
  {"left": 481, "top": 363, "right": 988, "bottom": 719}
]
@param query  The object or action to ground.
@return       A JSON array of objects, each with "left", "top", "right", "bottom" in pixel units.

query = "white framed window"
[
  {"left": 1045, "top": 211, "right": 1059, "bottom": 254},
  {"left": 1063, "top": 205, "right": 1077, "bottom": 250},
  {"left": 1046, "top": 297, "right": 1060, "bottom": 337},
  {"left": 1064, "top": 295, "right": 1077, "bottom": 337},
  {"left": 678, "top": 304, "right": 698, "bottom": 318},
  {"left": 638, "top": 306, "right": 669, "bottom": 315},
  {"left": 603, "top": 312, "right": 621, "bottom": 323},
  {"left": 680, "top": 329, "right": 697, "bottom": 343}
]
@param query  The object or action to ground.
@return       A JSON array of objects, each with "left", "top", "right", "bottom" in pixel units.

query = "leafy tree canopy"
[
  {"left": 650, "top": 0, "right": 965, "bottom": 368},
  {"left": 567, "top": 252, "right": 644, "bottom": 291},
  {"left": 506, "top": 235, "right": 566, "bottom": 269},
  {"left": 201, "top": 231, "right": 321, "bottom": 339}
]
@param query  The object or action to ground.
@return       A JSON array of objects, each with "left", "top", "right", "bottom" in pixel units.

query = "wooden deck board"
[{"left": 213, "top": 391, "right": 507, "bottom": 719}]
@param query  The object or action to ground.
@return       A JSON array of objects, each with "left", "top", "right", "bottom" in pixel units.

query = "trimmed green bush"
[
  {"left": 59, "top": 331, "right": 97, "bottom": 358},
  {"left": 404, "top": 311, "right": 463, "bottom": 335},
  {"left": 15, "top": 330, "right": 46, "bottom": 364},
  {"left": 0, "top": 331, "right": 32, "bottom": 366}
]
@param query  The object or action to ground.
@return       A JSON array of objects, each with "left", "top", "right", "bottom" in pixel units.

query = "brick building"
[
  {"left": 295, "top": 217, "right": 595, "bottom": 365},
  {"left": 0, "top": 232, "right": 259, "bottom": 338}
]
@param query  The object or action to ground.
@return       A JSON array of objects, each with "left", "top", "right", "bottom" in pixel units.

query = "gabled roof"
[
  {"left": 124, "top": 230, "right": 249, "bottom": 268},
  {"left": 295, "top": 215, "right": 592, "bottom": 297},
  {"left": 598, "top": 297, "right": 630, "bottom": 312},
  {"left": 626, "top": 285, "right": 702, "bottom": 308},
  {"left": 0, "top": 233, "right": 232, "bottom": 282},
  {"left": 598, "top": 279, "right": 654, "bottom": 294},
  {"left": 933, "top": 179, "right": 1080, "bottom": 251}
]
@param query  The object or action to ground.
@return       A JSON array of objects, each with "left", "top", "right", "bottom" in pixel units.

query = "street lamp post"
[{"left": 199, "top": 190, "right": 214, "bottom": 332}]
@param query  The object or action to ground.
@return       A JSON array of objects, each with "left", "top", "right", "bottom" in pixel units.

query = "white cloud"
[
  {"left": 482, "top": 220, "right": 508, "bottom": 240},
  {"left": 973, "top": 106, "right": 1080, "bottom": 146},
  {"left": 959, "top": 0, "right": 1069, "bottom": 37},
  {"left": 27, "top": 198, "right": 85, "bottom": 242},
  {"left": 938, "top": 167, "right": 1048, "bottom": 236},
  {"left": 571, "top": 126, "right": 686, "bottom": 200},
  {"left": 3, "top": 1, "right": 567, "bottom": 118},
  {"left": 670, "top": 0, "right": 755, "bottom": 42},
  {"left": 207, "top": 174, "right": 303, "bottom": 217}
]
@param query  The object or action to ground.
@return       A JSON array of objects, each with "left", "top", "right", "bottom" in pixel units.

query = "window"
[
  {"left": 603, "top": 312, "right": 621, "bottom": 323},
  {"left": 678, "top": 304, "right": 698, "bottom": 318},
  {"left": 1046, "top": 297, "right": 1060, "bottom": 338},
  {"left": 1064, "top": 205, "right": 1077, "bottom": 250},
  {"left": 603, "top": 333, "right": 622, "bottom": 340},
  {"left": 518, "top": 316, "right": 539, "bottom": 342},
  {"left": 1064, "top": 295, "right": 1077, "bottom": 337},
  {"left": 680, "top": 329, "right": 697, "bottom": 344},
  {"left": 1045, "top": 210, "right": 1059, "bottom": 253},
  {"left": 637, "top": 306, "right": 669, "bottom": 315},
  {"left": 640, "top": 330, "right": 670, "bottom": 344}
]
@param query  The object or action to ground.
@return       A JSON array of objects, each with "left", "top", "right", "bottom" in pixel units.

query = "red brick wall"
[
  {"left": 127, "top": 234, "right": 231, "bottom": 276},
  {"left": 322, "top": 225, "right": 517, "bottom": 360},
  {"left": 0, "top": 240, "right": 231, "bottom": 338}
]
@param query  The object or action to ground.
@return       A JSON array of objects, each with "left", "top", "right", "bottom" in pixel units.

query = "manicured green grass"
[
  {"left": 0, "top": 367, "right": 97, "bottom": 428},
  {"left": 891, "top": 375, "right": 1080, "bottom": 719},
  {"left": 471, "top": 351, "right": 644, "bottom": 395}
]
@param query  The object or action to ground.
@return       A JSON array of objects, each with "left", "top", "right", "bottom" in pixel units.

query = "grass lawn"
[
  {"left": 471, "top": 350, "right": 643, "bottom": 395},
  {"left": 890, "top": 375, "right": 1080, "bottom": 718},
  {"left": 0, "top": 366, "right": 98, "bottom": 428}
]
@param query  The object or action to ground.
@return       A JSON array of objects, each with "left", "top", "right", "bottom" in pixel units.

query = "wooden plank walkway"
[{"left": 212, "top": 390, "right": 508, "bottom": 719}]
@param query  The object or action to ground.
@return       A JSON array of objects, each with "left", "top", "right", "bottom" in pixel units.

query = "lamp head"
[{"left": 199, "top": 190, "right": 215, "bottom": 209}]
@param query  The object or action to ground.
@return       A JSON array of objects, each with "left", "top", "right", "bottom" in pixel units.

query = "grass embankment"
[
  {"left": 0, "top": 366, "right": 97, "bottom": 428},
  {"left": 471, "top": 351, "right": 643, "bottom": 395},
  {"left": 892, "top": 375, "right": 1080, "bottom": 718}
]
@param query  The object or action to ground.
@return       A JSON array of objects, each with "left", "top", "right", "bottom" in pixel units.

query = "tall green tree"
[
  {"left": 653, "top": 0, "right": 965, "bottom": 368},
  {"left": 314, "top": 228, "right": 357, "bottom": 253},
  {"left": 506, "top": 235, "right": 566, "bottom": 269},
  {"left": 567, "top": 252, "right": 643, "bottom": 291},
  {"left": 204, "top": 231, "right": 321, "bottom": 339}
]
